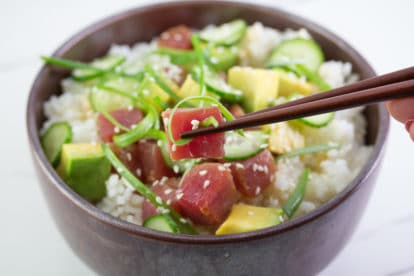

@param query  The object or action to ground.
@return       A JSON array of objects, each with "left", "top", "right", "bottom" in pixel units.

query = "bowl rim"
[{"left": 27, "top": 0, "right": 389, "bottom": 244}]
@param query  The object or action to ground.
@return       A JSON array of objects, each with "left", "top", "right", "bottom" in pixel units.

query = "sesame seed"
[
  {"left": 203, "top": 180, "right": 210, "bottom": 189},
  {"left": 127, "top": 105, "right": 133, "bottom": 111},
  {"left": 218, "top": 165, "right": 226, "bottom": 171},
  {"left": 255, "top": 186, "right": 261, "bottom": 195},
  {"left": 173, "top": 165, "right": 179, "bottom": 174},
  {"left": 191, "top": 119, "right": 200, "bottom": 130},
  {"left": 199, "top": 170, "right": 207, "bottom": 176},
  {"left": 160, "top": 176, "right": 168, "bottom": 184},
  {"left": 259, "top": 144, "right": 268, "bottom": 149},
  {"left": 155, "top": 196, "right": 162, "bottom": 204},
  {"left": 164, "top": 188, "right": 173, "bottom": 195},
  {"left": 157, "top": 140, "right": 163, "bottom": 147},
  {"left": 172, "top": 144, "right": 177, "bottom": 152},
  {"left": 166, "top": 199, "right": 172, "bottom": 205},
  {"left": 114, "top": 126, "right": 120, "bottom": 133},
  {"left": 126, "top": 153, "right": 132, "bottom": 161},
  {"left": 173, "top": 33, "right": 182, "bottom": 41},
  {"left": 235, "top": 163, "right": 244, "bottom": 169},
  {"left": 152, "top": 180, "right": 160, "bottom": 186},
  {"left": 130, "top": 124, "right": 137, "bottom": 129},
  {"left": 223, "top": 163, "right": 231, "bottom": 168},
  {"left": 176, "top": 192, "right": 184, "bottom": 200},
  {"left": 164, "top": 118, "right": 169, "bottom": 124},
  {"left": 135, "top": 168, "right": 142, "bottom": 177},
  {"left": 210, "top": 57, "right": 218, "bottom": 64},
  {"left": 161, "top": 32, "right": 170, "bottom": 39},
  {"left": 179, "top": 218, "right": 188, "bottom": 224}
]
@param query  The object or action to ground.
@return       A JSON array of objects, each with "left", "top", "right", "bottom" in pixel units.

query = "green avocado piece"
[
  {"left": 273, "top": 68, "right": 313, "bottom": 97},
  {"left": 216, "top": 204, "right": 283, "bottom": 235},
  {"left": 58, "top": 144, "right": 110, "bottom": 202},
  {"left": 228, "top": 66, "right": 279, "bottom": 112}
]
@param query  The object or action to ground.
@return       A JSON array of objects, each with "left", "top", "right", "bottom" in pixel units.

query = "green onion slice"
[
  {"left": 277, "top": 143, "right": 341, "bottom": 160},
  {"left": 282, "top": 168, "right": 310, "bottom": 218}
]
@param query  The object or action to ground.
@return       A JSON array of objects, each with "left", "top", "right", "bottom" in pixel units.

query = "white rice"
[{"left": 42, "top": 22, "right": 372, "bottom": 226}]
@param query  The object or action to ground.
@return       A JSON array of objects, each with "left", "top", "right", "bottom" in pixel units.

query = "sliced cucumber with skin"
[
  {"left": 191, "top": 67, "right": 243, "bottom": 103},
  {"left": 199, "top": 19, "right": 247, "bottom": 46},
  {"left": 73, "top": 55, "right": 126, "bottom": 81},
  {"left": 267, "top": 38, "right": 324, "bottom": 72},
  {"left": 288, "top": 94, "right": 334, "bottom": 128},
  {"left": 41, "top": 122, "right": 72, "bottom": 167},
  {"left": 205, "top": 46, "right": 239, "bottom": 71},
  {"left": 143, "top": 213, "right": 180, "bottom": 233},
  {"left": 224, "top": 131, "right": 268, "bottom": 161},
  {"left": 89, "top": 85, "right": 135, "bottom": 113}
]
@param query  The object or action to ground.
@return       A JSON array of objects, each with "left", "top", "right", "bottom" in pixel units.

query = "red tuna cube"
[
  {"left": 142, "top": 177, "right": 182, "bottom": 221},
  {"left": 177, "top": 163, "right": 239, "bottom": 225},
  {"left": 97, "top": 108, "right": 143, "bottom": 142},
  {"left": 230, "top": 150, "right": 276, "bottom": 197},
  {"left": 162, "top": 107, "right": 225, "bottom": 160}
]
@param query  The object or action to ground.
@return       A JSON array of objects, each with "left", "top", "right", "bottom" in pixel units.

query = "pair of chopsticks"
[{"left": 181, "top": 66, "right": 414, "bottom": 138}]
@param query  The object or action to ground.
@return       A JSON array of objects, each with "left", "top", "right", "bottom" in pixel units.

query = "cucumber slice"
[
  {"left": 267, "top": 38, "right": 324, "bottom": 72},
  {"left": 191, "top": 67, "right": 243, "bottom": 103},
  {"left": 224, "top": 131, "right": 268, "bottom": 161},
  {"left": 288, "top": 94, "right": 334, "bottom": 128},
  {"left": 73, "top": 55, "right": 125, "bottom": 81},
  {"left": 41, "top": 122, "right": 72, "bottom": 167},
  {"left": 143, "top": 213, "right": 180, "bottom": 233},
  {"left": 89, "top": 85, "right": 134, "bottom": 113},
  {"left": 205, "top": 46, "right": 239, "bottom": 71},
  {"left": 199, "top": 19, "right": 247, "bottom": 46}
]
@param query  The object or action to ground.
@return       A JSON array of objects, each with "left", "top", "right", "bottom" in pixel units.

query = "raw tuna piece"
[
  {"left": 177, "top": 163, "right": 239, "bottom": 225},
  {"left": 230, "top": 150, "right": 276, "bottom": 197},
  {"left": 142, "top": 177, "right": 182, "bottom": 221},
  {"left": 97, "top": 108, "right": 143, "bottom": 142},
  {"left": 111, "top": 140, "right": 175, "bottom": 184},
  {"left": 158, "top": 25, "right": 193, "bottom": 50},
  {"left": 162, "top": 107, "right": 225, "bottom": 160}
]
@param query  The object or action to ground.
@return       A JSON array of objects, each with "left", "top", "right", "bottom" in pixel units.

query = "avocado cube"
[
  {"left": 58, "top": 144, "right": 111, "bottom": 202},
  {"left": 228, "top": 66, "right": 279, "bottom": 112},
  {"left": 216, "top": 204, "right": 283, "bottom": 235},
  {"left": 273, "top": 68, "right": 313, "bottom": 97}
]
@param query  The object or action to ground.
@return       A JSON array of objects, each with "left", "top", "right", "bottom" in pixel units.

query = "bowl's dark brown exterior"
[{"left": 27, "top": 1, "right": 389, "bottom": 275}]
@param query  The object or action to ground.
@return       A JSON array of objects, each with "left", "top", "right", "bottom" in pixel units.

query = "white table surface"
[{"left": 1, "top": 0, "right": 413, "bottom": 275}]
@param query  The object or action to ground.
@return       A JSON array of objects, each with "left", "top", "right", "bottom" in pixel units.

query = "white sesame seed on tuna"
[
  {"left": 114, "top": 126, "right": 120, "bottom": 133},
  {"left": 255, "top": 186, "right": 261, "bottom": 195},
  {"left": 235, "top": 163, "right": 244, "bottom": 169},
  {"left": 218, "top": 165, "right": 226, "bottom": 171},
  {"left": 199, "top": 170, "right": 208, "bottom": 176},
  {"left": 126, "top": 152, "right": 132, "bottom": 161},
  {"left": 173, "top": 165, "right": 179, "bottom": 174},
  {"left": 164, "top": 188, "right": 173, "bottom": 195},
  {"left": 203, "top": 180, "right": 210, "bottom": 189},
  {"left": 155, "top": 196, "right": 162, "bottom": 204},
  {"left": 176, "top": 192, "right": 184, "bottom": 200}
]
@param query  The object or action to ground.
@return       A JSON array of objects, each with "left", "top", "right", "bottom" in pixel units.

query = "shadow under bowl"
[{"left": 26, "top": 1, "right": 389, "bottom": 275}]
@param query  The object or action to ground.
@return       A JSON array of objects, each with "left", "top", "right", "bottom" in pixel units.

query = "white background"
[{"left": 1, "top": 0, "right": 413, "bottom": 275}]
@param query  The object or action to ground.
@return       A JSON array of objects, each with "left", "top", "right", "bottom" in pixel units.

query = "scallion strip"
[
  {"left": 96, "top": 84, "right": 139, "bottom": 102},
  {"left": 190, "top": 35, "right": 207, "bottom": 103},
  {"left": 154, "top": 48, "right": 197, "bottom": 65},
  {"left": 102, "top": 144, "right": 197, "bottom": 234},
  {"left": 201, "top": 116, "right": 219, "bottom": 127},
  {"left": 282, "top": 168, "right": 310, "bottom": 218},
  {"left": 277, "top": 143, "right": 341, "bottom": 160},
  {"left": 113, "top": 111, "right": 155, "bottom": 148},
  {"left": 41, "top": 56, "right": 106, "bottom": 72}
]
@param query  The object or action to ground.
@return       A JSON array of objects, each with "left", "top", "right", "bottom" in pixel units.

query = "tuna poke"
[{"left": 40, "top": 20, "right": 371, "bottom": 235}]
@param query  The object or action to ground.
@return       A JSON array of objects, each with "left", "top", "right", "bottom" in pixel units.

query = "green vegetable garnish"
[
  {"left": 113, "top": 111, "right": 156, "bottom": 148},
  {"left": 154, "top": 48, "right": 197, "bottom": 65},
  {"left": 102, "top": 144, "right": 197, "bottom": 234},
  {"left": 277, "top": 143, "right": 341, "bottom": 159},
  {"left": 282, "top": 168, "right": 310, "bottom": 218},
  {"left": 201, "top": 116, "right": 219, "bottom": 127},
  {"left": 144, "top": 64, "right": 182, "bottom": 102}
]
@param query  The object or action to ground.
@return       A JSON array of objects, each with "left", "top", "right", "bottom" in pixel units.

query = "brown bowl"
[{"left": 26, "top": 1, "right": 389, "bottom": 275}]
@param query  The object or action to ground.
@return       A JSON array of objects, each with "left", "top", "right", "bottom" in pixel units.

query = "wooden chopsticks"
[{"left": 181, "top": 66, "right": 414, "bottom": 138}]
